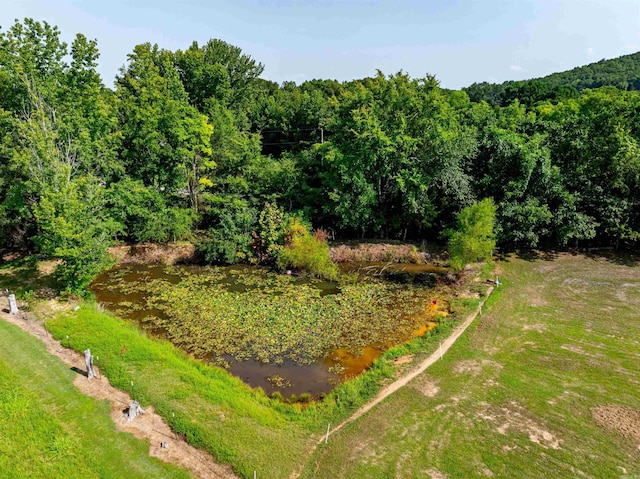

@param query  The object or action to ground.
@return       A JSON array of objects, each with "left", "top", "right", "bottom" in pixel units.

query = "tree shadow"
[
  {"left": 0, "top": 254, "right": 59, "bottom": 296},
  {"left": 513, "top": 250, "right": 561, "bottom": 262},
  {"left": 582, "top": 249, "right": 639, "bottom": 267}
]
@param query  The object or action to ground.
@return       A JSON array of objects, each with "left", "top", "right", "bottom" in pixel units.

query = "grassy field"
[
  {"left": 0, "top": 318, "right": 192, "bottom": 479},
  {"left": 6, "top": 253, "right": 635, "bottom": 478},
  {"left": 300, "top": 253, "right": 640, "bottom": 478}
]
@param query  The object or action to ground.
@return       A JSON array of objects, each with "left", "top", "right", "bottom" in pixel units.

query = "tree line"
[{"left": 1, "top": 19, "right": 639, "bottom": 290}]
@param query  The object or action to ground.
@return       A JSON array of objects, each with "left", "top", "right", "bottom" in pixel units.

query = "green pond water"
[{"left": 91, "top": 262, "right": 448, "bottom": 397}]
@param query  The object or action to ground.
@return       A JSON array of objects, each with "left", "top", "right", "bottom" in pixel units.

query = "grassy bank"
[
  {"left": 301, "top": 253, "right": 640, "bottom": 478},
  {"left": 45, "top": 306, "right": 308, "bottom": 478},
  {"left": 1, "top": 253, "right": 485, "bottom": 478},
  {"left": 0, "top": 318, "right": 191, "bottom": 479},
  {"left": 42, "top": 301, "right": 472, "bottom": 478}
]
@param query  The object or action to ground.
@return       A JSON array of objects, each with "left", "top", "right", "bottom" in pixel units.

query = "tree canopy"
[{"left": 2, "top": 18, "right": 640, "bottom": 290}]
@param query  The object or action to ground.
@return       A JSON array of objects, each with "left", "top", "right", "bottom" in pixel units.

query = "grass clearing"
[
  {"left": 0, "top": 318, "right": 191, "bottom": 479},
  {"left": 301, "top": 253, "right": 640, "bottom": 478}
]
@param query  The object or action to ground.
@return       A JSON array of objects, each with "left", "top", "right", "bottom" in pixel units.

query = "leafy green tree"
[
  {"left": 0, "top": 18, "right": 67, "bottom": 112},
  {"left": 538, "top": 88, "right": 640, "bottom": 245},
  {"left": 0, "top": 19, "right": 120, "bottom": 252},
  {"left": 198, "top": 200, "right": 257, "bottom": 264},
  {"left": 447, "top": 198, "right": 496, "bottom": 271},
  {"left": 34, "top": 177, "right": 118, "bottom": 293},
  {"left": 175, "top": 39, "right": 264, "bottom": 110},
  {"left": 325, "top": 72, "right": 476, "bottom": 238},
  {"left": 104, "top": 178, "right": 196, "bottom": 243},
  {"left": 116, "top": 43, "right": 214, "bottom": 210}
]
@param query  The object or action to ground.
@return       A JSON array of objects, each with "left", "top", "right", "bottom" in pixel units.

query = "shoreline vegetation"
[
  {"left": 0, "top": 245, "right": 488, "bottom": 478},
  {"left": 3, "top": 18, "right": 640, "bottom": 296},
  {"left": 3, "top": 250, "right": 640, "bottom": 478}
]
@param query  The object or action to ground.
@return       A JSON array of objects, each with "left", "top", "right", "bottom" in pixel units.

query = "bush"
[
  {"left": 278, "top": 233, "right": 338, "bottom": 280},
  {"left": 199, "top": 205, "right": 256, "bottom": 264},
  {"left": 136, "top": 207, "right": 196, "bottom": 243},
  {"left": 447, "top": 198, "right": 496, "bottom": 271}
]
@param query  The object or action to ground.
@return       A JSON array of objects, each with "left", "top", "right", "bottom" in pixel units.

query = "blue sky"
[{"left": 3, "top": 0, "right": 640, "bottom": 89}]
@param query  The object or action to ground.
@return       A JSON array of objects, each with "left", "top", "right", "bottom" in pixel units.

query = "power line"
[
  {"left": 259, "top": 128, "right": 319, "bottom": 134},
  {"left": 261, "top": 140, "right": 316, "bottom": 146}
]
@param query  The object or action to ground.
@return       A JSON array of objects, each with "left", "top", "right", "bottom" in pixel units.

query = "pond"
[{"left": 91, "top": 262, "right": 449, "bottom": 397}]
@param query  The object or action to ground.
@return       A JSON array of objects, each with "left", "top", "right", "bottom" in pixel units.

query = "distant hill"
[{"left": 464, "top": 51, "right": 640, "bottom": 106}]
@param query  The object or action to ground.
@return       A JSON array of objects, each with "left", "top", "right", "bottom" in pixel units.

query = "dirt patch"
[
  {"left": 37, "top": 259, "right": 61, "bottom": 276},
  {"left": 109, "top": 242, "right": 196, "bottom": 265},
  {"left": 392, "top": 355, "right": 414, "bottom": 366},
  {"left": 525, "top": 285, "right": 548, "bottom": 307},
  {"left": 591, "top": 405, "right": 640, "bottom": 442},
  {"left": 477, "top": 401, "right": 562, "bottom": 450},
  {"left": 452, "top": 359, "right": 503, "bottom": 377},
  {"left": 0, "top": 309, "right": 236, "bottom": 479},
  {"left": 411, "top": 375, "right": 439, "bottom": 397},
  {"left": 560, "top": 344, "right": 588, "bottom": 355},
  {"left": 330, "top": 242, "right": 431, "bottom": 263},
  {"left": 522, "top": 323, "right": 548, "bottom": 333},
  {"left": 423, "top": 468, "right": 448, "bottom": 479}
]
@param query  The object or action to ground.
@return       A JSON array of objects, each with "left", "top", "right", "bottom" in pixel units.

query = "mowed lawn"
[
  {"left": 0, "top": 318, "right": 192, "bottom": 479},
  {"left": 302, "top": 253, "right": 640, "bottom": 478}
]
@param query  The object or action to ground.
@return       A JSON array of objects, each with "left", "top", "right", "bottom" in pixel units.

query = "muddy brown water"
[{"left": 91, "top": 263, "right": 445, "bottom": 397}]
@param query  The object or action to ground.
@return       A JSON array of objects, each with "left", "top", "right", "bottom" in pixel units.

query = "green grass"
[
  {"left": 45, "top": 306, "right": 308, "bottom": 478},
  {"left": 40, "top": 298, "right": 472, "bottom": 478},
  {"left": 301, "top": 254, "right": 640, "bottom": 478},
  {"left": 0, "top": 319, "right": 191, "bottom": 479},
  {"left": 0, "top": 254, "right": 488, "bottom": 478}
]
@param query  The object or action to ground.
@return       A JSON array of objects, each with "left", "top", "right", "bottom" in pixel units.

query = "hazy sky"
[{"left": 3, "top": 0, "right": 640, "bottom": 89}]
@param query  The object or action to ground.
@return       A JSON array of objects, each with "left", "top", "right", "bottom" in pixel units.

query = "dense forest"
[
  {"left": 2, "top": 19, "right": 640, "bottom": 291},
  {"left": 465, "top": 51, "right": 640, "bottom": 106}
]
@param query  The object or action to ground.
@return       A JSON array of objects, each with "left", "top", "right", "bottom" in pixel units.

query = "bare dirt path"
[
  {"left": 323, "top": 286, "right": 494, "bottom": 441},
  {"left": 320, "top": 287, "right": 493, "bottom": 442},
  {"left": 288, "top": 285, "right": 494, "bottom": 479},
  {"left": 0, "top": 307, "right": 238, "bottom": 479}
]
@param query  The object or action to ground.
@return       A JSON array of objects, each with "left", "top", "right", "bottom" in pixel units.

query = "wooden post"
[
  {"left": 127, "top": 401, "right": 144, "bottom": 422},
  {"left": 8, "top": 294, "right": 18, "bottom": 315},
  {"left": 325, "top": 423, "right": 331, "bottom": 443},
  {"left": 84, "top": 349, "right": 96, "bottom": 379},
  {"left": 172, "top": 412, "right": 177, "bottom": 439}
]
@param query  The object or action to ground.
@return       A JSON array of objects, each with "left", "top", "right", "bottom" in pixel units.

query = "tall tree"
[
  {"left": 175, "top": 39, "right": 264, "bottom": 110},
  {"left": 116, "top": 43, "right": 214, "bottom": 212}
]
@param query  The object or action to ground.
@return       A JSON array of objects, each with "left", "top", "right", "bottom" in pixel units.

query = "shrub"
[
  {"left": 200, "top": 208, "right": 256, "bottom": 264},
  {"left": 278, "top": 231, "right": 338, "bottom": 280},
  {"left": 447, "top": 198, "right": 496, "bottom": 271}
]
